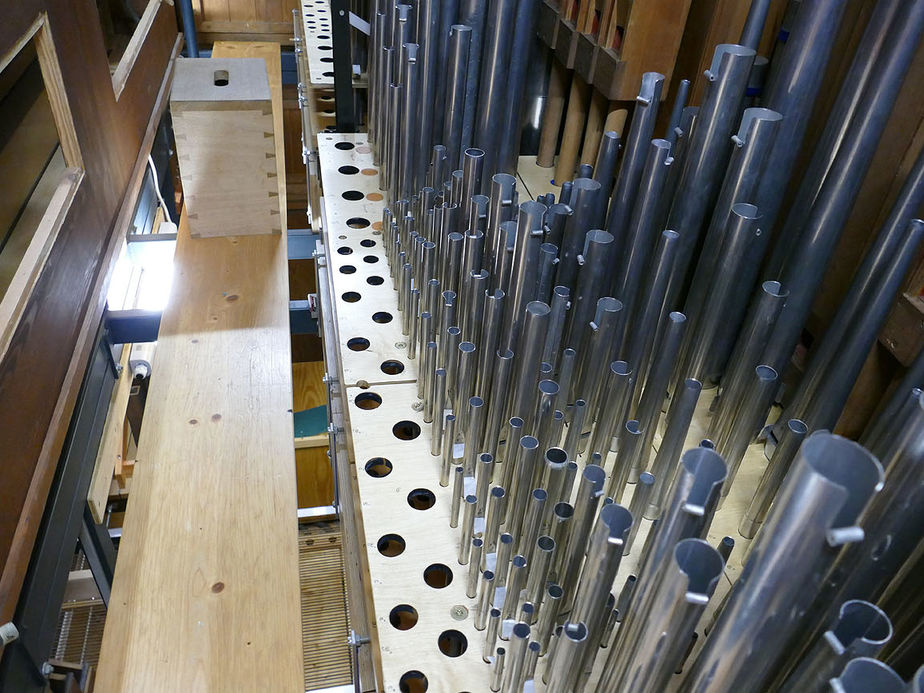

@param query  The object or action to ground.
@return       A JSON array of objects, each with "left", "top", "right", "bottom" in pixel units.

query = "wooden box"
[{"left": 170, "top": 57, "right": 281, "bottom": 237}]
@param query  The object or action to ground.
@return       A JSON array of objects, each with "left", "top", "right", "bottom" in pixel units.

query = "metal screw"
[
  {"left": 411, "top": 401, "right": 424, "bottom": 412},
  {"left": 450, "top": 605, "right": 469, "bottom": 621},
  {"left": 395, "top": 342, "right": 407, "bottom": 349}
]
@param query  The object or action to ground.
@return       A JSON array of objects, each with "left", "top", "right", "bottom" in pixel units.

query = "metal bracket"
[{"left": 0, "top": 622, "right": 19, "bottom": 646}]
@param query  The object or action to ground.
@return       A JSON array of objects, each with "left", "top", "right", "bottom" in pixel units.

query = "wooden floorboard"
[{"left": 300, "top": 523, "right": 352, "bottom": 690}]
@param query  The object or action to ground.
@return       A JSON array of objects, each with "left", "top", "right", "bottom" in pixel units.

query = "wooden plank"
[
  {"left": 293, "top": 360, "right": 326, "bottom": 411},
  {"left": 615, "top": 0, "right": 693, "bottom": 100},
  {"left": 94, "top": 204, "right": 303, "bottom": 692},
  {"left": 86, "top": 344, "right": 133, "bottom": 524},
  {"left": 881, "top": 294, "right": 924, "bottom": 367},
  {"left": 292, "top": 361, "right": 334, "bottom": 507},
  {"left": 95, "top": 42, "right": 302, "bottom": 692}
]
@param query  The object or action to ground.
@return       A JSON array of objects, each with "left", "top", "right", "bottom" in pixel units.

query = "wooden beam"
[{"left": 86, "top": 345, "right": 133, "bottom": 524}]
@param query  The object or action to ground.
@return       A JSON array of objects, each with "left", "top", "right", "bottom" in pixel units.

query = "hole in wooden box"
[
  {"left": 347, "top": 337, "right": 369, "bottom": 351},
  {"left": 372, "top": 311, "right": 392, "bottom": 324},
  {"left": 341, "top": 291, "right": 361, "bottom": 303},
  {"left": 342, "top": 190, "right": 364, "bottom": 201},
  {"left": 367, "top": 275, "right": 384, "bottom": 286},
  {"left": 339, "top": 165, "right": 359, "bottom": 175},
  {"left": 213, "top": 69, "right": 229, "bottom": 86},
  {"left": 334, "top": 142, "right": 354, "bottom": 150},
  {"left": 339, "top": 265, "right": 356, "bottom": 274},
  {"left": 347, "top": 216, "right": 369, "bottom": 228}
]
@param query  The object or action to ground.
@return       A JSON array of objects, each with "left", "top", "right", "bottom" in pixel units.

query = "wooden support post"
[
  {"left": 581, "top": 88, "right": 608, "bottom": 166},
  {"left": 554, "top": 72, "right": 591, "bottom": 184},
  {"left": 537, "top": 60, "right": 570, "bottom": 168}
]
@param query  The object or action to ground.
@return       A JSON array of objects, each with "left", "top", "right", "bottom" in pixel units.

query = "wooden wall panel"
[
  {"left": 0, "top": 0, "right": 177, "bottom": 629},
  {"left": 195, "top": 0, "right": 299, "bottom": 42}
]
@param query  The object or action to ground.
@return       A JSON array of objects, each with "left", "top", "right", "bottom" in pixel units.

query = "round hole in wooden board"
[
  {"left": 388, "top": 604, "right": 418, "bottom": 630},
  {"left": 339, "top": 165, "right": 359, "bottom": 175},
  {"left": 354, "top": 392, "right": 382, "bottom": 410},
  {"left": 367, "top": 276, "right": 385, "bottom": 286},
  {"left": 381, "top": 360, "right": 404, "bottom": 375},
  {"left": 437, "top": 630, "right": 467, "bottom": 657},
  {"left": 364, "top": 457, "right": 392, "bottom": 477},
  {"left": 339, "top": 264, "right": 356, "bottom": 274},
  {"left": 341, "top": 291, "right": 361, "bottom": 303},
  {"left": 377, "top": 533, "right": 405, "bottom": 557},
  {"left": 342, "top": 190, "right": 364, "bottom": 201},
  {"left": 399, "top": 670, "right": 428, "bottom": 692},
  {"left": 393, "top": 420, "right": 422, "bottom": 440},
  {"left": 360, "top": 239, "right": 376, "bottom": 247},
  {"left": 347, "top": 217, "right": 370, "bottom": 229},
  {"left": 406, "top": 488, "right": 435, "bottom": 509},
  {"left": 337, "top": 246, "right": 353, "bottom": 255},
  {"left": 372, "top": 311, "right": 392, "bottom": 324},
  {"left": 347, "top": 337, "right": 370, "bottom": 351},
  {"left": 423, "top": 563, "right": 453, "bottom": 588}
]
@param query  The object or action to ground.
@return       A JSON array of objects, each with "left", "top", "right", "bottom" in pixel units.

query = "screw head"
[
  {"left": 450, "top": 605, "right": 468, "bottom": 621},
  {"left": 395, "top": 342, "right": 407, "bottom": 349},
  {"left": 411, "top": 401, "right": 423, "bottom": 412}
]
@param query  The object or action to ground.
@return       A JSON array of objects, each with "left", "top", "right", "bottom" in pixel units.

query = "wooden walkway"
[{"left": 94, "top": 42, "right": 304, "bottom": 692}]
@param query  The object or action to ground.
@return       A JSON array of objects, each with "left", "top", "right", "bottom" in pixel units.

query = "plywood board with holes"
[
  {"left": 344, "top": 381, "right": 492, "bottom": 693},
  {"left": 318, "top": 134, "right": 419, "bottom": 387},
  {"left": 301, "top": 0, "right": 336, "bottom": 87},
  {"left": 517, "top": 155, "right": 563, "bottom": 201},
  {"left": 170, "top": 57, "right": 281, "bottom": 237}
]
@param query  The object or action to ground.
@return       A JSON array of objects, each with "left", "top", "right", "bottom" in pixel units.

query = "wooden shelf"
[{"left": 536, "top": 0, "right": 693, "bottom": 102}]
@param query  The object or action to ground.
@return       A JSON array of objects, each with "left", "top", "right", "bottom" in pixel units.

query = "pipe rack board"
[
  {"left": 317, "top": 135, "right": 419, "bottom": 387},
  {"left": 319, "top": 134, "right": 769, "bottom": 691},
  {"left": 301, "top": 0, "right": 336, "bottom": 87},
  {"left": 95, "top": 42, "right": 303, "bottom": 692}
]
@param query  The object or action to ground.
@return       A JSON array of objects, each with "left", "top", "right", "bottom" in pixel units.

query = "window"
[
  {"left": 0, "top": 15, "right": 84, "bottom": 359},
  {"left": 98, "top": 0, "right": 169, "bottom": 99}
]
